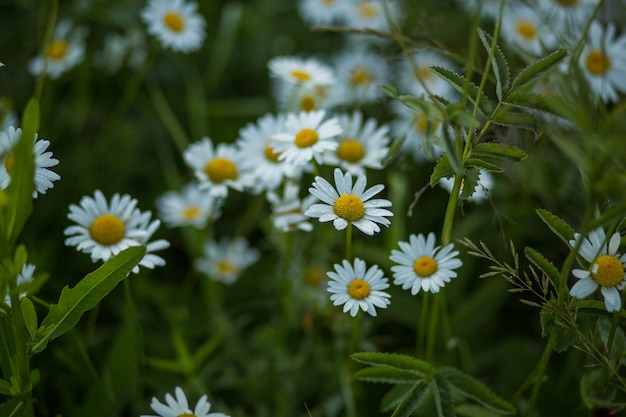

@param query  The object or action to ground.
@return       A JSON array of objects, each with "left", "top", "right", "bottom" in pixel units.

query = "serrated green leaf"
[
  {"left": 438, "top": 366, "right": 515, "bottom": 414},
  {"left": 492, "top": 110, "right": 543, "bottom": 137},
  {"left": 430, "top": 66, "right": 493, "bottom": 116},
  {"left": 448, "top": 105, "right": 481, "bottom": 129},
  {"left": 351, "top": 352, "right": 436, "bottom": 377},
  {"left": 355, "top": 366, "right": 422, "bottom": 384},
  {"left": 31, "top": 246, "right": 146, "bottom": 354},
  {"left": 504, "top": 91, "right": 556, "bottom": 114},
  {"left": 382, "top": 384, "right": 414, "bottom": 412},
  {"left": 510, "top": 49, "right": 568, "bottom": 91},
  {"left": 430, "top": 155, "right": 454, "bottom": 188},
  {"left": 466, "top": 158, "right": 504, "bottom": 173},
  {"left": 477, "top": 28, "right": 510, "bottom": 101},
  {"left": 536, "top": 209, "right": 575, "bottom": 246},
  {"left": 380, "top": 84, "right": 399, "bottom": 99},
  {"left": 539, "top": 300, "right": 577, "bottom": 352},
  {"left": 473, "top": 142, "right": 528, "bottom": 162},
  {"left": 20, "top": 298, "right": 37, "bottom": 340},
  {"left": 391, "top": 380, "right": 432, "bottom": 417},
  {"left": 524, "top": 247, "right": 561, "bottom": 289},
  {"left": 382, "top": 134, "right": 406, "bottom": 167},
  {"left": 433, "top": 374, "right": 455, "bottom": 417},
  {"left": 460, "top": 168, "right": 480, "bottom": 201}
]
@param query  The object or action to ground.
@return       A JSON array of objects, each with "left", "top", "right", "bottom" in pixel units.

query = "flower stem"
[
  {"left": 440, "top": 174, "right": 463, "bottom": 246},
  {"left": 346, "top": 223, "right": 353, "bottom": 260},
  {"left": 417, "top": 292, "right": 429, "bottom": 357},
  {"left": 425, "top": 292, "right": 440, "bottom": 363},
  {"left": 522, "top": 332, "right": 555, "bottom": 417}
]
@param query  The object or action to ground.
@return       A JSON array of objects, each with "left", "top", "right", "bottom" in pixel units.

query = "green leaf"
[
  {"left": 433, "top": 374, "right": 455, "bottom": 417},
  {"left": 535, "top": 208, "right": 575, "bottom": 246},
  {"left": 459, "top": 168, "right": 480, "bottom": 201},
  {"left": 382, "top": 384, "right": 414, "bottom": 412},
  {"left": 0, "top": 398, "right": 23, "bottom": 417},
  {"left": 466, "top": 158, "right": 504, "bottom": 173},
  {"left": 0, "top": 378, "right": 10, "bottom": 395},
  {"left": 351, "top": 352, "right": 436, "bottom": 377},
  {"left": 391, "top": 380, "right": 432, "bottom": 417},
  {"left": 398, "top": 95, "right": 444, "bottom": 118},
  {"left": 492, "top": 110, "right": 543, "bottom": 137},
  {"left": 382, "top": 134, "right": 407, "bottom": 167},
  {"left": 380, "top": 84, "right": 399, "bottom": 99},
  {"left": 476, "top": 28, "right": 510, "bottom": 101},
  {"left": 20, "top": 298, "right": 37, "bottom": 340},
  {"left": 448, "top": 104, "right": 481, "bottom": 129},
  {"left": 524, "top": 247, "right": 561, "bottom": 289},
  {"left": 539, "top": 299, "right": 577, "bottom": 352},
  {"left": 472, "top": 142, "right": 528, "bottom": 162},
  {"left": 355, "top": 366, "right": 422, "bottom": 384},
  {"left": 6, "top": 99, "right": 38, "bottom": 244},
  {"left": 510, "top": 49, "right": 568, "bottom": 91},
  {"left": 455, "top": 404, "right": 503, "bottom": 417},
  {"left": 430, "top": 66, "right": 493, "bottom": 116},
  {"left": 438, "top": 366, "right": 515, "bottom": 414},
  {"left": 440, "top": 123, "right": 462, "bottom": 174},
  {"left": 504, "top": 91, "right": 557, "bottom": 114},
  {"left": 430, "top": 155, "right": 455, "bottom": 188},
  {"left": 31, "top": 246, "right": 146, "bottom": 354}
]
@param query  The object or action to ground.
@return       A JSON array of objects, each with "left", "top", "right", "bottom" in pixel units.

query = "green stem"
[
  {"left": 417, "top": 292, "right": 429, "bottom": 357},
  {"left": 425, "top": 292, "right": 440, "bottom": 363},
  {"left": 606, "top": 311, "right": 621, "bottom": 358},
  {"left": 523, "top": 332, "right": 555, "bottom": 417},
  {"left": 9, "top": 292, "right": 35, "bottom": 417},
  {"left": 346, "top": 223, "right": 353, "bottom": 260},
  {"left": 440, "top": 174, "right": 463, "bottom": 246},
  {"left": 348, "top": 312, "right": 362, "bottom": 355}
]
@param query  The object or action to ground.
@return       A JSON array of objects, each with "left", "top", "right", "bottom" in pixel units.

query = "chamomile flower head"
[
  {"left": 537, "top": 0, "right": 599, "bottom": 36},
  {"left": 578, "top": 21, "right": 626, "bottom": 103},
  {"left": 157, "top": 182, "right": 222, "bottom": 228},
  {"left": 398, "top": 49, "right": 457, "bottom": 100},
  {"left": 195, "top": 237, "right": 260, "bottom": 285},
  {"left": 327, "top": 257, "right": 391, "bottom": 317},
  {"left": 305, "top": 168, "right": 393, "bottom": 235},
  {"left": 390, "top": 233, "right": 463, "bottom": 295},
  {"left": 141, "top": 386, "right": 230, "bottom": 417},
  {"left": 0, "top": 126, "right": 61, "bottom": 198},
  {"left": 141, "top": 0, "right": 206, "bottom": 53},
  {"left": 4, "top": 263, "right": 36, "bottom": 307},
  {"left": 323, "top": 111, "right": 390, "bottom": 175},
  {"left": 439, "top": 169, "right": 493, "bottom": 204},
  {"left": 268, "top": 56, "right": 336, "bottom": 88},
  {"left": 391, "top": 102, "right": 444, "bottom": 163},
  {"left": 569, "top": 228, "right": 626, "bottom": 312},
  {"left": 278, "top": 83, "right": 335, "bottom": 113},
  {"left": 271, "top": 110, "right": 342, "bottom": 166},
  {"left": 183, "top": 137, "right": 252, "bottom": 198},
  {"left": 343, "top": 0, "right": 401, "bottom": 33},
  {"left": 95, "top": 29, "right": 148, "bottom": 73},
  {"left": 331, "top": 47, "right": 390, "bottom": 105},
  {"left": 267, "top": 182, "right": 316, "bottom": 232},
  {"left": 501, "top": 4, "right": 557, "bottom": 56},
  {"left": 28, "top": 20, "right": 87, "bottom": 79},
  {"left": 298, "top": 0, "right": 351, "bottom": 26}
]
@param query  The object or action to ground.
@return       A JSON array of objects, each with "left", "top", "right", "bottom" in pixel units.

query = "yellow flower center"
[
  {"left": 305, "top": 266, "right": 325, "bottom": 287},
  {"left": 413, "top": 256, "right": 438, "bottom": 278},
  {"left": 516, "top": 20, "right": 537, "bottom": 40},
  {"left": 350, "top": 68, "right": 374, "bottom": 86},
  {"left": 178, "top": 413, "right": 196, "bottom": 417},
  {"left": 4, "top": 153, "right": 14, "bottom": 174},
  {"left": 45, "top": 40, "right": 68, "bottom": 60},
  {"left": 555, "top": 0, "right": 578, "bottom": 6},
  {"left": 182, "top": 205, "right": 200, "bottom": 220},
  {"left": 585, "top": 50, "right": 611, "bottom": 76},
  {"left": 415, "top": 66, "right": 434, "bottom": 82},
  {"left": 300, "top": 96, "right": 316, "bottom": 112},
  {"left": 216, "top": 260, "right": 237, "bottom": 274},
  {"left": 290, "top": 70, "right": 311, "bottom": 82},
  {"left": 336, "top": 139, "right": 365, "bottom": 163},
  {"left": 322, "top": 0, "right": 336, "bottom": 3},
  {"left": 359, "top": 3, "right": 379, "bottom": 18},
  {"left": 348, "top": 279, "right": 370, "bottom": 300},
  {"left": 163, "top": 11, "right": 185, "bottom": 32},
  {"left": 264, "top": 143, "right": 282, "bottom": 162},
  {"left": 591, "top": 255, "right": 624, "bottom": 287},
  {"left": 333, "top": 194, "right": 365, "bottom": 222},
  {"left": 204, "top": 157, "right": 238, "bottom": 183},
  {"left": 89, "top": 214, "right": 126, "bottom": 245},
  {"left": 294, "top": 128, "right": 319, "bottom": 148}
]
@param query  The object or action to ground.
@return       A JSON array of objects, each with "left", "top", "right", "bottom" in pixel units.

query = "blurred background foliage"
[{"left": 1, "top": 0, "right": 624, "bottom": 416}]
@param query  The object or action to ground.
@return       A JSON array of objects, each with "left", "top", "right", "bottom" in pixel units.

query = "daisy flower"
[
  {"left": 268, "top": 55, "right": 336, "bottom": 88},
  {"left": 569, "top": 228, "right": 626, "bottom": 312},
  {"left": 398, "top": 49, "right": 457, "bottom": 100},
  {"left": 266, "top": 181, "right": 316, "bottom": 232},
  {"left": 28, "top": 20, "right": 87, "bottom": 79},
  {"left": 390, "top": 233, "right": 463, "bottom": 295},
  {"left": 95, "top": 29, "right": 147, "bottom": 73},
  {"left": 195, "top": 237, "right": 260, "bottom": 285},
  {"left": 0, "top": 126, "right": 61, "bottom": 198},
  {"left": 64, "top": 190, "right": 153, "bottom": 262},
  {"left": 270, "top": 110, "right": 342, "bottom": 166},
  {"left": 578, "top": 21, "right": 626, "bottom": 103},
  {"left": 327, "top": 257, "right": 391, "bottom": 317},
  {"left": 439, "top": 169, "right": 493, "bottom": 204},
  {"left": 390, "top": 102, "right": 443, "bottom": 163},
  {"left": 141, "top": 386, "right": 229, "bottom": 417},
  {"left": 501, "top": 4, "right": 557, "bottom": 56},
  {"left": 298, "top": 0, "right": 351, "bottom": 26},
  {"left": 305, "top": 168, "right": 392, "bottom": 235},
  {"left": 237, "top": 113, "right": 304, "bottom": 194},
  {"left": 183, "top": 137, "right": 252, "bottom": 198},
  {"left": 141, "top": 0, "right": 206, "bottom": 53},
  {"left": 157, "top": 182, "right": 222, "bottom": 228},
  {"left": 331, "top": 47, "right": 390, "bottom": 106},
  {"left": 4, "top": 263, "right": 36, "bottom": 307},
  {"left": 323, "top": 111, "right": 390, "bottom": 175},
  {"left": 343, "top": 0, "right": 401, "bottom": 33},
  {"left": 537, "top": 0, "right": 599, "bottom": 36}
]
